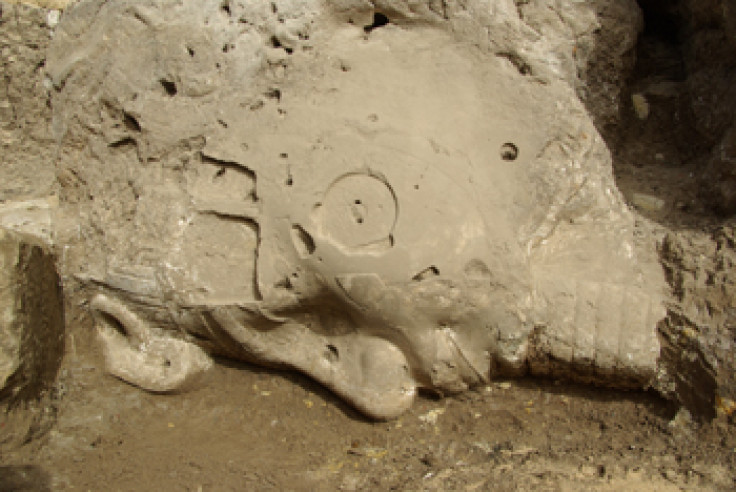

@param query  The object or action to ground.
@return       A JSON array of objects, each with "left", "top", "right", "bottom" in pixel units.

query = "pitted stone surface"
[{"left": 47, "top": 0, "right": 666, "bottom": 418}]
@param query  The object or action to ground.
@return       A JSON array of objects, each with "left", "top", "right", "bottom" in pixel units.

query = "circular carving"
[{"left": 315, "top": 174, "right": 397, "bottom": 251}]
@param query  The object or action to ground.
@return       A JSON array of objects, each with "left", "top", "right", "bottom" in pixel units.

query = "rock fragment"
[
  {"left": 631, "top": 193, "right": 665, "bottom": 212},
  {"left": 0, "top": 227, "right": 64, "bottom": 402},
  {"left": 631, "top": 93, "right": 650, "bottom": 120}
]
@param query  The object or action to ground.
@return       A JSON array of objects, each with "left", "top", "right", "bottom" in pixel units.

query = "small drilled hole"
[
  {"left": 364, "top": 12, "right": 389, "bottom": 33},
  {"left": 501, "top": 143, "right": 518, "bottom": 161},
  {"left": 265, "top": 88, "right": 282, "bottom": 101},
  {"left": 160, "top": 79, "right": 177, "bottom": 96},
  {"left": 325, "top": 344, "right": 339, "bottom": 363}
]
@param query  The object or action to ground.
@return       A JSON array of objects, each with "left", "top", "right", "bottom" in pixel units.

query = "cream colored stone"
[{"left": 47, "top": 0, "right": 666, "bottom": 419}]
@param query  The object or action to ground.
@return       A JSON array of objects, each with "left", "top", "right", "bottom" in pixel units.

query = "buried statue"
[{"left": 47, "top": 0, "right": 666, "bottom": 418}]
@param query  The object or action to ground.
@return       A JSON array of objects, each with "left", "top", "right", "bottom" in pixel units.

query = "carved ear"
[
  {"left": 90, "top": 295, "right": 213, "bottom": 393},
  {"left": 90, "top": 294, "right": 152, "bottom": 346}
]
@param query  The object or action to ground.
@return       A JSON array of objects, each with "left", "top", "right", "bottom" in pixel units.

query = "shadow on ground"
[{"left": 0, "top": 465, "right": 52, "bottom": 492}]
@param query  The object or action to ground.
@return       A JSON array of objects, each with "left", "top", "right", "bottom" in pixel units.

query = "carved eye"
[{"left": 312, "top": 173, "right": 396, "bottom": 253}]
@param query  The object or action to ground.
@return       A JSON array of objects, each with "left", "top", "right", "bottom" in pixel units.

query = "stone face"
[
  {"left": 0, "top": 227, "right": 64, "bottom": 401},
  {"left": 47, "top": 0, "right": 666, "bottom": 418}
]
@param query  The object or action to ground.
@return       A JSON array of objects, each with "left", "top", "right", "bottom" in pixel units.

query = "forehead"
[
  {"left": 211, "top": 25, "right": 549, "bottom": 226},
  {"left": 247, "top": 26, "right": 545, "bottom": 163},
  {"left": 74, "top": 17, "right": 582, "bottom": 304},
  {"left": 197, "top": 27, "right": 552, "bottom": 288}
]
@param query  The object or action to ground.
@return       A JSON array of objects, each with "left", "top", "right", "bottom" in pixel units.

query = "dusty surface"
[
  {"left": 0, "top": 0, "right": 735, "bottom": 491},
  {"left": 0, "top": 1, "right": 57, "bottom": 203},
  {"left": 44, "top": 0, "right": 669, "bottom": 420},
  {"left": 3, "top": 343, "right": 736, "bottom": 492}
]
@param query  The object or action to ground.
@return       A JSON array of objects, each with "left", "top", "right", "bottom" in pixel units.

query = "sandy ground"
[{"left": 1, "top": 324, "right": 734, "bottom": 491}]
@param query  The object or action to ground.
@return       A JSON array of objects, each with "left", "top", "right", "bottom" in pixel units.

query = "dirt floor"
[
  {"left": 3, "top": 311, "right": 736, "bottom": 492},
  {"left": 2, "top": 2, "right": 736, "bottom": 491},
  {"left": 0, "top": 320, "right": 734, "bottom": 492},
  {"left": 0, "top": 346, "right": 736, "bottom": 491}
]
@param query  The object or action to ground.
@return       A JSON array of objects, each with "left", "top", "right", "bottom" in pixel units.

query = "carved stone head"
[{"left": 48, "top": 0, "right": 665, "bottom": 418}]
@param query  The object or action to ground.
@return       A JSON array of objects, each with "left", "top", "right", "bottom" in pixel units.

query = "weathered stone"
[
  {"left": 2, "top": 0, "right": 76, "bottom": 9},
  {"left": 0, "top": 227, "right": 64, "bottom": 401},
  {"left": 659, "top": 227, "right": 736, "bottom": 419},
  {"left": 0, "top": 196, "right": 57, "bottom": 243},
  {"left": 0, "top": 2, "right": 59, "bottom": 203},
  {"left": 46, "top": 0, "right": 666, "bottom": 419}
]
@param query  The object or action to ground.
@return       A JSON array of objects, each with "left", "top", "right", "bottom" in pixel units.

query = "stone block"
[{"left": 0, "top": 227, "right": 64, "bottom": 402}]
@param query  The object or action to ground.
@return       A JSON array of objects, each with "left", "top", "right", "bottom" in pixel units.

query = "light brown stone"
[
  {"left": 0, "top": 227, "right": 64, "bottom": 401},
  {"left": 45, "top": 0, "right": 665, "bottom": 419}
]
